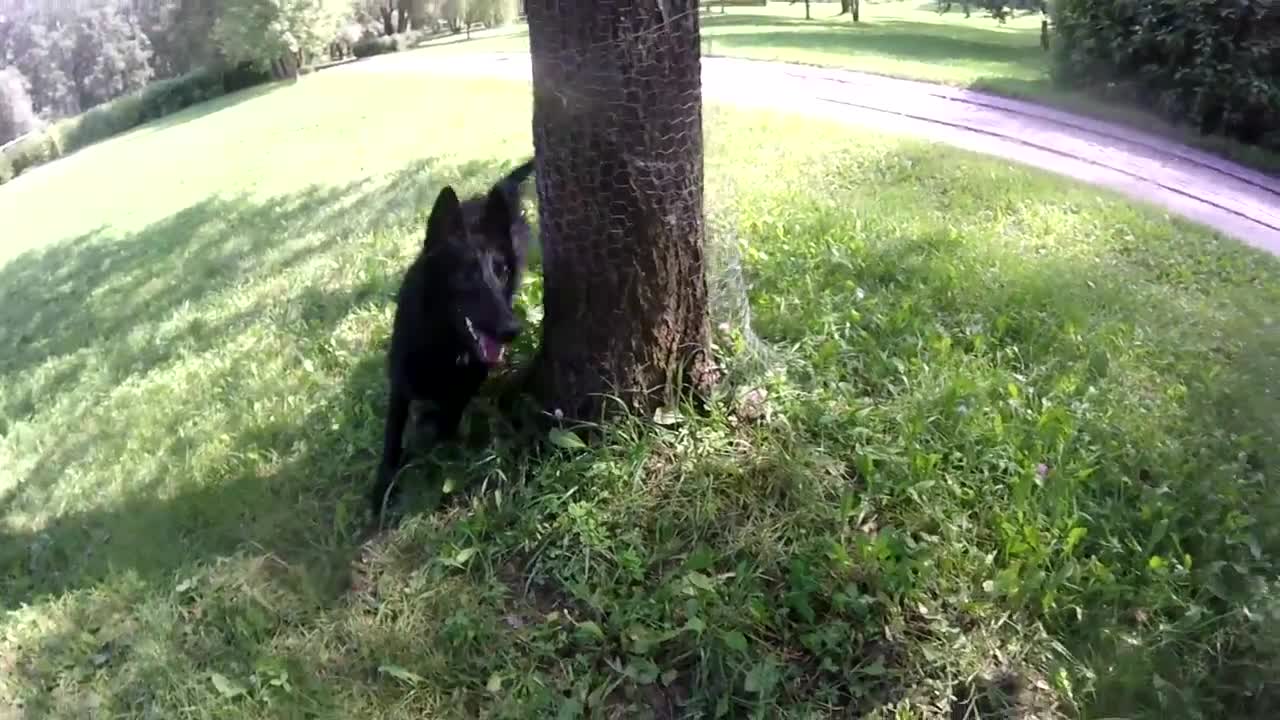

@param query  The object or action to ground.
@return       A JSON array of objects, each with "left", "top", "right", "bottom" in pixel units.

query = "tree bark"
[
  {"left": 526, "top": 0, "right": 715, "bottom": 423},
  {"left": 380, "top": 4, "right": 395, "bottom": 35}
]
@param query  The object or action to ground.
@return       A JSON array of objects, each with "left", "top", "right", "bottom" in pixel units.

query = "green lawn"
[
  {"left": 2, "top": 61, "right": 1280, "bottom": 719},
  {"left": 422, "top": 2, "right": 1280, "bottom": 175}
]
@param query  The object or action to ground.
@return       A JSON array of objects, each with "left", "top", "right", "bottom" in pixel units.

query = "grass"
[
  {"left": 422, "top": 2, "right": 1280, "bottom": 175},
  {"left": 2, "top": 59, "right": 1280, "bottom": 719}
]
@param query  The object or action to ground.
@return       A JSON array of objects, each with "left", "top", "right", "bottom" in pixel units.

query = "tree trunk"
[
  {"left": 805, "top": 0, "right": 811, "bottom": 20},
  {"left": 525, "top": 0, "right": 715, "bottom": 423},
  {"left": 852, "top": 0, "right": 859, "bottom": 22},
  {"left": 380, "top": 4, "right": 395, "bottom": 35}
]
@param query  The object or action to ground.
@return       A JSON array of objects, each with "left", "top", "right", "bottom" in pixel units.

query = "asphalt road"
[{"left": 339, "top": 51, "right": 1280, "bottom": 257}]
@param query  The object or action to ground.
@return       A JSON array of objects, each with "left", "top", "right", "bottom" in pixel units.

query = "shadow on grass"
[
  {"left": 0, "top": 154, "right": 518, "bottom": 419},
  {"left": 0, "top": 353, "right": 394, "bottom": 716},
  {"left": 0, "top": 155, "right": 531, "bottom": 616}
]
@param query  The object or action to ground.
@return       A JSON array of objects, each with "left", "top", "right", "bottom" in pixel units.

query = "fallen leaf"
[
  {"left": 210, "top": 672, "right": 246, "bottom": 698},
  {"left": 378, "top": 664, "right": 424, "bottom": 686}
]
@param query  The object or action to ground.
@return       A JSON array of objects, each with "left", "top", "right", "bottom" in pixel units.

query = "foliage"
[
  {"left": 0, "top": 2, "right": 153, "bottom": 116},
  {"left": 448, "top": 0, "right": 519, "bottom": 28},
  {"left": 48, "top": 96, "right": 146, "bottom": 156},
  {"left": 1052, "top": 0, "right": 1280, "bottom": 151},
  {"left": 214, "top": 0, "right": 343, "bottom": 75},
  {"left": 0, "top": 127, "right": 56, "bottom": 178},
  {"left": 351, "top": 28, "right": 431, "bottom": 56},
  {"left": 68, "top": 5, "right": 156, "bottom": 110},
  {"left": 137, "top": 0, "right": 222, "bottom": 77},
  {"left": 136, "top": 68, "right": 230, "bottom": 121},
  {"left": 0, "top": 65, "right": 40, "bottom": 144},
  {"left": 352, "top": 32, "right": 399, "bottom": 57},
  {"left": 0, "top": 17, "right": 80, "bottom": 118},
  {"left": 0, "top": 0, "right": 346, "bottom": 117},
  {"left": 220, "top": 61, "right": 276, "bottom": 93}
]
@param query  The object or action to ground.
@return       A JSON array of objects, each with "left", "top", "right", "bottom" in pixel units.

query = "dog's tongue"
[{"left": 476, "top": 333, "right": 505, "bottom": 365}]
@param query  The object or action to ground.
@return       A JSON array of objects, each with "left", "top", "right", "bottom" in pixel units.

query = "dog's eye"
[{"left": 491, "top": 258, "right": 508, "bottom": 279}]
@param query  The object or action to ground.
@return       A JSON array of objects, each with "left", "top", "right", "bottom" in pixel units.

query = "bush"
[
  {"left": 352, "top": 29, "right": 434, "bottom": 58},
  {"left": 0, "top": 151, "right": 14, "bottom": 185},
  {"left": 352, "top": 34, "right": 399, "bottom": 58},
  {"left": 1052, "top": 0, "right": 1280, "bottom": 151},
  {"left": 52, "top": 95, "right": 146, "bottom": 154},
  {"left": 220, "top": 61, "right": 274, "bottom": 93},
  {"left": 0, "top": 130, "right": 58, "bottom": 179},
  {"left": 138, "top": 67, "right": 226, "bottom": 121}
]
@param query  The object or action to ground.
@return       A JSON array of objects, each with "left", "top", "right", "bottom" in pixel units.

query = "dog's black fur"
[{"left": 370, "top": 159, "right": 536, "bottom": 515}]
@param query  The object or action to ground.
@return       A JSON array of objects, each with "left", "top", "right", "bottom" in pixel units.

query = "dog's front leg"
[
  {"left": 370, "top": 383, "right": 411, "bottom": 515},
  {"left": 433, "top": 402, "right": 465, "bottom": 442}
]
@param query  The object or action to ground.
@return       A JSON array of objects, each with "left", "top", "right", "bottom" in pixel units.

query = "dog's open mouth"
[{"left": 464, "top": 316, "right": 506, "bottom": 366}]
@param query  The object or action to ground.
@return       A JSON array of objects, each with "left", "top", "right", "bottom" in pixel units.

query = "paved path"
[{"left": 337, "top": 52, "right": 1280, "bottom": 257}]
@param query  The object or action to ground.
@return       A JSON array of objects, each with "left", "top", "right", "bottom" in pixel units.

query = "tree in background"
[
  {"left": 525, "top": 0, "right": 716, "bottom": 422},
  {"left": 69, "top": 5, "right": 154, "bottom": 110},
  {"left": 936, "top": 1, "right": 974, "bottom": 18},
  {"left": 138, "top": 0, "right": 221, "bottom": 77},
  {"left": 0, "top": 65, "right": 40, "bottom": 144},
  {"left": 0, "top": 17, "right": 80, "bottom": 118},
  {"left": 0, "top": 0, "right": 517, "bottom": 123},
  {"left": 214, "top": 0, "right": 342, "bottom": 79},
  {"left": 1, "top": 1, "right": 159, "bottom": 117}
]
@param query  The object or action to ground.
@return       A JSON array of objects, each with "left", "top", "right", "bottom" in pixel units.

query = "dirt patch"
[
  {"left": 496, "top": 554, "right": 580, "bottom": 627},
  {"left": 950, "top": 670, "right": 1062, "bottom": 720},
  {"left": 603, "top": 679, "right": 692, "bottom": 720}
]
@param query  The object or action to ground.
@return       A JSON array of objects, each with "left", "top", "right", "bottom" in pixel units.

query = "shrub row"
[
  {"left": 0, "top": 63, "right": 273, "bottom": 187},
  {"left": 1051, "top": 0, "right": 1280, "bottom": 151},
  {"left": 352, "top": 29, "right": 439, "bottom": 58}
]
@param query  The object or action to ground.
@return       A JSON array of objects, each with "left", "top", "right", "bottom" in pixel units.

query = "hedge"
[
  {"left": 352, "top": 29, "right": 436, "bottom": 58},
  {"left": 1052, "top": 0, "right": 1280, "bottom": 152},
  {"left": 0, "top": 63, "right": 273, "bottom": 187}
]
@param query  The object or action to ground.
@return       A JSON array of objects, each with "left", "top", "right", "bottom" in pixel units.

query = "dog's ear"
[
  {"left": 482, "top": 184, "right": 513, "bottom": 234},
  {"left": 425, "top": 185, "right": 464, "bottom": 249}
]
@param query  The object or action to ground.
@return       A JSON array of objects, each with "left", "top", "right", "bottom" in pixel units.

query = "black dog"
[{"left": 370, "top": 159, "right": 535, "bottom": 515}]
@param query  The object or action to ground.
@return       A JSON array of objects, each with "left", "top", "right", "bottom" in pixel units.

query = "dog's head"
[{"left": 423, "top": 182, "right": 522, "bottom": 366}]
